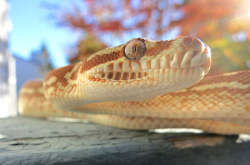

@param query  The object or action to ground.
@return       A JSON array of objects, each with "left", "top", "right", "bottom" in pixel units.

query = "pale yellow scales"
[{"left": 18, "top": 37, "right": 250, "bottom": 135}]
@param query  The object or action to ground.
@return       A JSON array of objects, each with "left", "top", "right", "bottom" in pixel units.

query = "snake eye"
[{"left": 125, "top": 40, "right": 146, "bottom": 60}]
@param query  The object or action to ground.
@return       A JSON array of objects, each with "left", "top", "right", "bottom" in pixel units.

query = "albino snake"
[{"left": 18, "top": 36, "right": 250, "bottom": 135}]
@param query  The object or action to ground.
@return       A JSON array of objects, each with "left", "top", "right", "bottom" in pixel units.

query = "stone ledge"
[{"left": 0, "top": 117, "right": 250, "bottom": 165}]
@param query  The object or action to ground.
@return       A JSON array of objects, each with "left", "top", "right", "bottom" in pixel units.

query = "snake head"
[
  {"left": 44, "top": 36, "right": 211, "bottom": 109},
  {"left": 77, "top": 36, "right": 211, "bottom": 103}
]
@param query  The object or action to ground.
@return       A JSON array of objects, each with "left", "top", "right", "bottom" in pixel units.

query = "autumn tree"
[
  {"left": 45, "top": 0, "right": 181, "bottom": 63},
  {"left": 46, "top": 0, "right": 250, "bottom": 75},
  {"left": 68, "top": 34, "right": 107, "bottom": 63}
]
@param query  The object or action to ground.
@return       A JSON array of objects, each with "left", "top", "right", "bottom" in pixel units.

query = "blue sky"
[{"left": 9, "top": 0, "right": 78, "bottom": 67}]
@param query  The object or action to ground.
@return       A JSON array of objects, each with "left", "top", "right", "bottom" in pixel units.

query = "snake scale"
[{"left": 18, "top": 36, "right": 250, "bottom": 135}]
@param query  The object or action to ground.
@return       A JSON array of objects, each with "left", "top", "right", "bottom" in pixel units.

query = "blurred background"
[{"left": 0, "top": 0, "right": 249, "bottom": 117}]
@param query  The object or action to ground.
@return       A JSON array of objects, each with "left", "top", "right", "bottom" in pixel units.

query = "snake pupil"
[{"left": 134, "top": 44, "right": 137, "bottom": 53}]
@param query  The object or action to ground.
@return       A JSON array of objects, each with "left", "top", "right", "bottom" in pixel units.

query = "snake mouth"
[{"left": 89, "top": 67, "right": 204, "bottom": 84}]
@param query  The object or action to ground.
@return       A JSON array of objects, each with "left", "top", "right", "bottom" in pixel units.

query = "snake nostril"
[{"left": 182, "top": 37, "right": 203, "bottom": 51}]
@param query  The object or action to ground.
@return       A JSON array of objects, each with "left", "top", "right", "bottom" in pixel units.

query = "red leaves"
[
  {"left": 169, "top": 0, "right": 250, "bottom": 38},
  {"left": 98, "top": 20, "right": 125, "bottom": 32},
  {"left": 48, "top": 0, "right": 182, "bottom": 40},
  {"left": 46, "top": 0, "right": 250, "bottom": 73}
]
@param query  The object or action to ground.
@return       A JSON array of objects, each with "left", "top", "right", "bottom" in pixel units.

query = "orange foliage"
[
  {"left": 69, "top": 34, "right": 107, "bottom": 63},
  {"left": 170, "top": 0, "right": 250, "bottom": 38},
  {"left": 47, "top": 0, "right": 250, "bottom": 73},
  {"left": 50, "top": 0, "right": 181, "bottom": 40}
]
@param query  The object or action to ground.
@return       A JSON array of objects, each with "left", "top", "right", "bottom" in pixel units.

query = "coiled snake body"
[{"left": 18, "top": 37, "right": 250, "bottom": 135}]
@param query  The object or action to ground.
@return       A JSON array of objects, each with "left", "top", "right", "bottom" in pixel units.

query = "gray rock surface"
[{"left": 0, "top": 117, "right": 250, "bottom": 165}]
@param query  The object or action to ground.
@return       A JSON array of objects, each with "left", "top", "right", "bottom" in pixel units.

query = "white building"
[
  {"left": 0, "top": 0, "right": 52, "bottom": 117},
  {"left": 0, "top": 0, "right": 16, "bottom": 117},
  {"left": 14, "top": 54, "right": 49, "bottom": 96}
]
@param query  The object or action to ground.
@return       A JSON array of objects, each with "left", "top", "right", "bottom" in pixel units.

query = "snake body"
[{"left": 18, "top": 37, "right": 250, "bottom": 135}]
